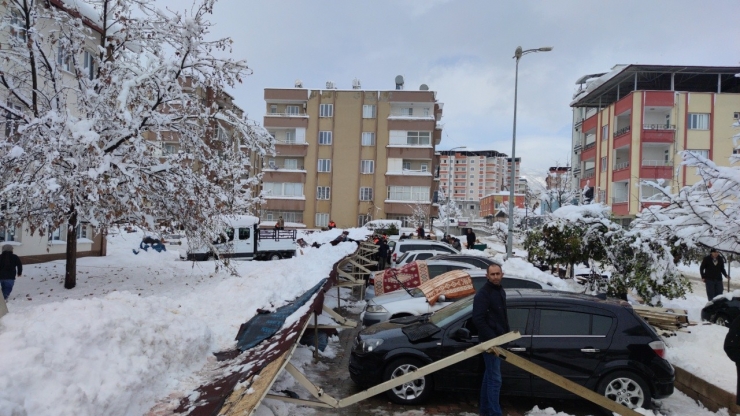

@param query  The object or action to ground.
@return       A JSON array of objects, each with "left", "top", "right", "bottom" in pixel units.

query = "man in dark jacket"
[
  {"left": 472, "top": 263, "right": 509, "bottom": 416},
  {"left": 0, "top": 244, "right": 22, "bottom": 300},
  {"left": 700, "top": 248, "right": 728, "bottom": 301},
  {"left": 377, "top": 238, "right": 389, "bottom": 270},
  {"left": 466, "top": 228, "right": 477, "bottom": 249},
  {"left": 724, "top": 316, "right": 740, "bottom": 405}
]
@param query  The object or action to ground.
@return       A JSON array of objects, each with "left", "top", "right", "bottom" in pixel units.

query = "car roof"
[
  {"left": 506, "top": 289, "right": 631, "bottom": 307},
  {"left": 425, "top": 259, "right": 476, "bottom": 267},
  {"left": 427, "top": 254, "right": 495, "bottom": 263}
]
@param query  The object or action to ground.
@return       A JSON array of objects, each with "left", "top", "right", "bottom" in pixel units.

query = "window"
[
  {"left": 400, "top": 107, "right": 413, "bottom": 116},
  {"left": 470, "top": 175, "right": 474, "bottom": 178},
  {"left": 362, "top": 105, "right": 376, "bottom": 118},
  {"left": 360, "top": 187, "right": 373, "bottom": 201},
  {"left": 362, "top": 132, "right": 375, "bottom": 146},
  {"left": 358, "top": 215, "right": 371, "bottom": 227},
  {"left": 319, "top": 104, "right": 333, "bottom": 117},
  {"left": 285, "top": 130, "right": 296, "bottom": 144},
  {"left": 318, "top": 159, "right": 331, "bottom": 172},
  {"left": 423, "top": 107, "right": 430, "bottom": 117},
  {"left": 83, "top": 51, "right": 95, "bottom": 80},
  {"left": 387, "top": 186, "right": 429, "bottom": 201},
  {"left": 316, "top": 213, "right": 329, "bottom": 227},
  {"left": 601, "top": 156, "right": 607, "bottom": 171},
  {"left": 57, "top": 45, "right": 71, "bottom": 72},
  {"left": 538, "top": 310, "right": 601, "bottom": 336},
  {"left": 688, "top": 113, "right": 709, "bottom": 130},
  {"left": 361, "top": 160, "right": 375, "bottom": 174},
  {"left": 286, "top": 105, "right": 300, "bottom": 115},
  {"left": 406, "top": 131, "right": 431, "bottom": 146},
  {"left": 402, "top": 161, "right": 411, "bottom": 170},
  {"left": 602, "top": 125, "right": 608, "bottom": 140},
  {"left": 4, "top": 102, "right": 22, "bottom": 138},
  {"left": 687, "top": 149, "right": 709, "bottom": 159},
  {"left": 263, "top": 182, "right": 304, "bottom": 197},
  {"left": 10, "top": 9, "right": 26, "bottom": 41},
  {"left": 317, "top": 186, "right": 331, "bottom": 200},
  {"left": 598, "top": 189, "right": 606, "bottom": 203},
  {"left": 470, "top": 160, "right": 474, "bottom": 164},
  {"left": 507, "top": 309, "right": 530, "bottom": 335},
  {"left": 318, "top": 131, "right": 332, "bottom": 145},
  {"left": 49, "top": 227, "right": 62, "bottom": 241},
  {"left": 270, "top": 105, "right": 277, "bottom": 114},
  {"left": 163, "top": 143, "right": 177, "bottom": 155},
  {"left": 0, "top": 225, "right": 16, "bottom": 242},
  {"left": 284, "top": 159, "right": 298, "bottom": 169},
  {"left": 238, "top": 228, "right": 251, "bottom": 240},
  {"left": 593, "top": 315, "right": 613, "bottom": 335},
  {"left": 420, "top": 163, "right": 428, "bottom": 172},
  {"left": 76, "top": 224, "right": 88, "bottom": 239}
]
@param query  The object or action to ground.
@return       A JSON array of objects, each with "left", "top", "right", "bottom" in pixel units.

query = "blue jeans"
[
  {"left": 1, "top": 279, "right": 14, "bottom": 300},
  {"left": 480, "top": 352, "right": 503, "bottom": 416},
  {"left": 706, "top": 280, "right": 724, "bottom": 301}
]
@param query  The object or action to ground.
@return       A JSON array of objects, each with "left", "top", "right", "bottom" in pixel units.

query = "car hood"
[
  {"left": 369, "top": 289, "right": 416, "bottom": 306},
  {"left": 360, "top": 320, "right": 406, "bottom": 337}
]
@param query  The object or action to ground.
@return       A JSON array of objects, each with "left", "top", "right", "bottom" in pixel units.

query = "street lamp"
[
  {"left": 445, "top": 146, "right": 467, "bottom": 239},
  {"left": 506, "top": 46, "right": 553, "bottom": 259}
]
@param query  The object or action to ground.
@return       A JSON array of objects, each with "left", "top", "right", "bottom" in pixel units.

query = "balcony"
[
  {"left": 613, "top": 161, "right": 630, "bottom": 171},
  {"left": 611, "top": 196, "right": 629, "bottom": 216},
  {"left": 581, "top": 142, "right": 597, "bottom": 160},
  {"left": 573, "top": 143, "right": 582, "bottom": 154},
  {"left": 613, "top": 125, "right": 631, "bottom": 138},
  {"left": 641, "top": 124, "right": 675, "bottom": 143},
  {"left": 572, "top": 167, "right": 581, "bottom": 176},
  {"left": 265, "top": 111, "right": 308, "bottom": 118},
  {"left": 640, "top": 160, "right": 672, "bottom": 179},
  {"left": 582, "top": 168, "right": 595, "bottom": 179}
]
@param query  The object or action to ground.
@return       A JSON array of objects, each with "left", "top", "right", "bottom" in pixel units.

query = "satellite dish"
[
  {"left": 395, "top": 75, "right": 404, "bottom": 90},
  {"left": 352, "top": 78, "right": 361, "bottom": 89},
  {"left": 419, "top": 84, "right": 429, "bottom": 91},
  {"left": 294, "top": 79, "right": 303, "bottom": 88}
]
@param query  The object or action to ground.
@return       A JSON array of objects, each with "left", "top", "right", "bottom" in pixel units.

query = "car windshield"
[
  {"left": 396, "top": 252, "right": 410, "bottom": 263},
  {"left": 410, "top": 287, "right": 424, "bottom": 298},
  {"left": 429, "top": 296, "right": 474, "bottom": 328}
]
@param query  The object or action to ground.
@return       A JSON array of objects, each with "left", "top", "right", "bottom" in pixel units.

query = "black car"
[
  {"left": 350, "top": 290, "right": 674, "bottom": 409},
  {"left": 427, "top": 254, "right": 499, "bottom": 270},
  {"left": 701, "top": 294, "right": 739, "bottom": 326}
]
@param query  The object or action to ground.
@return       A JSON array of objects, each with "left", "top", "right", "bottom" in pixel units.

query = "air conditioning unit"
[{"left": 734, "top": 112, "right": 740, "bottom": 120}]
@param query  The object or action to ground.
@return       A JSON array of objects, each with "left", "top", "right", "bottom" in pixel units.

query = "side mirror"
[{"left": 452, "top": 327, "right": 471, "bottom": 341}]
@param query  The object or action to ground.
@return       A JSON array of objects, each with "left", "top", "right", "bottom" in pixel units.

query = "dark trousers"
[
  {"left": 706, "top": 279, "right": 724, "bottom": 301},
  {"left": 480, "top": 353, "right": 503, "bottom": 416},
  {"left": 1, "top": 279, "right": 14, "bottom": 300},
  {"left": 378, "top": 256, "right": 386, "bottom": 270}
]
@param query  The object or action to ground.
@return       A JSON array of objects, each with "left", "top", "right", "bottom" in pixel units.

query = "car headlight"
[
  {"left": 355, "top": 338, "right": 384, "bottom": 353},
  {"left": 365, "top": 304, "right": 388, "bottom": 313}
]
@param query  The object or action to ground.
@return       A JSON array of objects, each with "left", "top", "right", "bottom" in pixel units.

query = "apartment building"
[
  {"left": 437, "top": 150, "right": 517, "bottom": 218},
  {"left": 262, "top": 78, "right": 443, "bottom": 228},
  {"left": 570, "top": 65, "right": 740, "bottom": 225}
]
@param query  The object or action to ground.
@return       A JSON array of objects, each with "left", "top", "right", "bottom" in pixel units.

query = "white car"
[
  {"left": 388, "top": 239, "right": 458, "bottom": 265},
  {"left": 361, "top": 270, "right": 549, "bottom": 326},
  {"left": 392, "top": 250, "right": 452, "bottom": 268}
]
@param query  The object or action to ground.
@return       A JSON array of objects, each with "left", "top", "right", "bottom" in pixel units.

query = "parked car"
[
  {"left": 350, "top": 290, "right": 674, "bottom": 409},
  {"left": 362, "top": 269, "right": 548, "bottom": 326},
  {"left": 701, "top": 293, "right": 740, "bottom": 326},
  {"left": 393, "top": 250, "right": 452, "bottom": 268},
  {"left": 427, "top": 254, "right": 499, "bottom": 270},
  {"left": 369, "top": 259, "right": 476, "bottom": 286},
  {"left": 388, "top": 240, "right": 459, "bottom": 266}
]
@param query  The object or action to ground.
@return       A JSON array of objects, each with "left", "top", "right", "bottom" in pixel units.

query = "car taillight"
[
  {"left": 392, "top": 253, "right": 397, "bottom": 262},
  {"left": 649, "top": 340, "right": 666, "bottom": 358}
]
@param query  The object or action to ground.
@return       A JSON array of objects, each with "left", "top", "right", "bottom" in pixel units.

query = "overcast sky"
[{"left": 156, "top": 0, "right": 740, "bottom": 176}]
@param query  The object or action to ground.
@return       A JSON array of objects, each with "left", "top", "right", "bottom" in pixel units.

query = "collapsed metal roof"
[{"left": 571, "top": 65, "right": 740, "bottom": 108}]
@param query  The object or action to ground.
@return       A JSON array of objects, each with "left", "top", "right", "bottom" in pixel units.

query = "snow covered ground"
[{"left": 0, "top": 228, "right": 735, "bottom": 416}]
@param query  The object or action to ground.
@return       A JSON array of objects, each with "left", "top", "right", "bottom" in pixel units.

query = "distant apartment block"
[
  {"left": 262, "top": 78, "right": 443, "bottom": 228},
  {"left": 570, "top": 65, "right": 740, "bottom": 225}
]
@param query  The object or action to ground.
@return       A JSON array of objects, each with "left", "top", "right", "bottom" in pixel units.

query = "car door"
[
  {"left": 529, "top": 305, "right": 615, "bottom": 398},
  {"left": 235, "top": 227, "right": 254, "bottom": 258}
]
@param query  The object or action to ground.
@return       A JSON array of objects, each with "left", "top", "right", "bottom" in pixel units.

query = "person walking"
[
  {"left": 377, "top": 238, "right": 389, "bottom": 270},
  {"left": 724, "top": 316, "right": 740, "bottom": 406},
  {"left": 0, "top": 244, "right": 22, "bottom": 301},
  {"left": 416, "top": 225, "right": 425, "bottom": 239},
  {"left": 328, "top": 220, "right": 336, "bottom": 230},
  {"left": 472, "top": 263, "right": 509, "bottom": 416},
  {"left": 700, "top": 248, "right": 728, "bottom": 301},
  {"left": 275, "top": 216, "right": 285, "bottom": 231},
  {"left": 466, "top": 228, "right": 477, "bottom": 249}
]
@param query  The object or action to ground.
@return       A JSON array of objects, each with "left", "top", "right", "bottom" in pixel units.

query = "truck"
[{"left": 181, "top": 215, "right": 297, "bottom": 261}]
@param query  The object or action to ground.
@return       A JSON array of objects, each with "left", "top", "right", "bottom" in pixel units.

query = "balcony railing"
[
  {"left": 266, "top": 111, "right": 308, "bottom": 117},
  {"left": 264, "top": 163, "right": 305, "bottom": 170},
  {"left": 573, "top": 143, "right": 582, "bottom": 153},
  {"left": 583, "top": 142, "right": 596, "bottom": 151},
  {"left": 641, "top": 160, "right": 671, "bottom": 167},
  {"left": 572, "top": 167, "right": 581, "bottom": 176},
  {"left": 613, "top": 125, "right": 631, "bottom": 137},
  {"left": 613, "top": 161, "right": 630, "bottom": 171},
  {"left": 582, "top": 168, "right": 595, "bottom": 179},
  {"left": 643, "top": 124, "right": 676, "bottom": 130},
  {"left": 612, "top": 196, "right": 628, "bottom": 204}
]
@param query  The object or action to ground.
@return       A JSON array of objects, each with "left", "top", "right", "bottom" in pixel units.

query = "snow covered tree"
[
  {"left": 405, "top": 201, "right": 430, "bottom": 230},
  {"left": 0, "top": 0, "right": 272, "bottom": 288},
  {"left": 633, "top": 121, "right": 740, "bottom": 256}
]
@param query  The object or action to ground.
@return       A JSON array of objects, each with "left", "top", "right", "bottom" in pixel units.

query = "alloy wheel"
[
  {"left": 389, "top": 363, "right": 425, "bottom": 401},
  {"left": 603, "top": 377, "right": 645, "bottom": 408}
]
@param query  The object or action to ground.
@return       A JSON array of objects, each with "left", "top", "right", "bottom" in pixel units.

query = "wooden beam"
[
  {"left": 322, "top": 305, "right": 358, "bottom": 328},
  {"left": 263, "top": 394, "right": 333, "bottom": 408}
]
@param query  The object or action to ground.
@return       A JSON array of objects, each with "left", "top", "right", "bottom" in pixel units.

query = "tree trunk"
[{"left": 64, "top": 211, "right": 78, "bottom": 289}]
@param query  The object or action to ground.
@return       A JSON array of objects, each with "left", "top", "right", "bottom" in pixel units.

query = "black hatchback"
[
  {"left": 349, "top": 290, "right": 674, "bottom": 410},
  {"left": 701, "top": 294, "right": 740, "bottom": 326}
]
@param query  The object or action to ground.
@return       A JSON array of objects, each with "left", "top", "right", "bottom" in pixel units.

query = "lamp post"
[
  {"left": 506, "top": 46, "right": 553, "bottom": 259},
  {"left": 445, "top": 146, "right": 467, "bottom": 239}
]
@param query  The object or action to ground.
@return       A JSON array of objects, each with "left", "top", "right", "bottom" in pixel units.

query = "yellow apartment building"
[
  {"left": 262, "top": 78, "right": 443, "bottom": 229},
  {"left": 570, "top": 65, "right": 740, "bottom": 226}
]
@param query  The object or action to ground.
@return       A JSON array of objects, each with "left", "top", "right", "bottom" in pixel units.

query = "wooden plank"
[
  {"left": 322, "top": 305, "right": 358, "bottom": 328},
  {"left": 263, "top": 394, "right": 333, "bottom": 408},
  {"left": 491, "top": 347, "right": 643, "bottom": 416}
]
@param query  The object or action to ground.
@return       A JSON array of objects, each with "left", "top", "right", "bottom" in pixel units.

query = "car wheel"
[
  {"left": 714, "top": 314, "right": 732, "bottom": 327},
  {"left": 382, "top": 358, "right": 433, "bottom": 405},
  {"left": 269, "top": 253, "right": 282, "bottom": 261},
  {"left": 597, "top": 371, "right": 651, "bottom": 410}
]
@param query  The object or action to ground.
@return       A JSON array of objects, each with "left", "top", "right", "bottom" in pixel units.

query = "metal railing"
[
  {"left": 266, "top": 111, "right": 308, "bottom": 117},
  {"left": 641, "top": 160, "right": 671, "bottom": 167},
  {"left": 583, "top": 142, "right": 596, "bottom": 151},
  {"left": 613, "top": 161, "right": 630, "bottom": 171},
  {"left": 264, "top": 163, "right": 305, "bottom": 170},
  {"left": 582, "top": 169, "right": 595, "bottom": 178},
  {"left": 573, "top": 143, "right": 582, "bottom": 152},
  {"left": 572, "top": 167, "right": 581, "bottom": 175},
  {"left": 643, "top": 124, "right": 676, "bottom": 130},
  {"left": 613, "top": 125, "right": 631, "bottom": 137}
]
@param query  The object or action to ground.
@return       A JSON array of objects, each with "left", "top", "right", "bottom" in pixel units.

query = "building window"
[
  {"left": 470, "top": 160, "right": 474, "bottom": 164},
  {"left": 83, "top": 51, "right": 95, "bottom": 80},
  {"left": 602, "top": 125, "right": 608, "bottom": 141},
  {"left": 360, "top": 160, "right": 375, "bottom": 174},
  {"left": 270, "top": 104, "right": 277, "bottom": 114},
  {"left": 317, "top": 186, "right": 331, "bottom": 200},
  {"left": 49, "top": 227, "right": 62, "bottom": 241},
  {"left": 686, "top": 149, "right": 709, "bottom": 159},
  {"left": 688, "top": 113, "right": 709, "bottom": 130},
  {"left": 284, "top": 158, "right": 298, "bottom": 169},
  {"left": 284, "top": 130, "right": 296, "bottom": 144},
  {"left": 10, "top": 9, "right": 26, "bottom": 41},
  {"left": 406, "top": 131, "right": 431, "bottom": 146},
  {"left": 361, "top": 132, "right": 375, "bottom": 146},
  {"left": 420, "top": 163, "right": 428, "bottom": 172},
  {"left": 402, "top": 161, "right": 411, "bottom": 170},
  {"left": 76, "top": 224, "right": 88, "bottom": 239},
  {"left": 387, "top": 186, "right": 430, "bottom": 201},
  {"left": 362, "top": 105, "right": 376, "bottom": 118},
  {"left": 286, "top": 105, "right": 300, "bottom": 115},
  {"left": 263, "top": 182, "right": 304, "bottom": 197},
  {"left": 318, "top": 159, "right": 331, "bottom": 172},
  {"left": 163, "top": 143, "right": 178, "bottom": 155},
  {"left": 4, "top": 102, "right": 22, "bottom": 138},
  {"left": 319, "top": 104, "right": 333, "bottom": 117},
  {"left": 601, "top": 156, "right": 607, "bottom": 171},
  {"left": 0, "top": 225, "right": 16, "bottom": 242},
  {"left": 318, "top": 131, "right": 332, "bottom": 145},
  {"left": 57, "top": 46, "right": 71, "bottom": 72},
  {"left": 358, "top": 215, "right": 371, "bottom": 227},
  {"left": 598, "top": 190, "right": 606, "bottom": 203},
  {"left": 360, "top": 187, "right": 373, "bottom": 201},
  {"left": 316, "top": 213, "right": 329, "bottom": 227}
]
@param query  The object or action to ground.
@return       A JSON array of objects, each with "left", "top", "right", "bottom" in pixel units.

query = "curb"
[{"left": 674, "top": 364, "right": 739, "bottom": 415}]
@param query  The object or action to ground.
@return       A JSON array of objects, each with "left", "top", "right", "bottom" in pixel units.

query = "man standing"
[
  {"left": 700, "top": 248, "right": 728, "bottom": 301},
  {"left": 466, "top": 228, "right": 477, "bottom": 249},
  {"left": 0, "top": 244, "right": 22, "bottom": 301},
  {"left": 472, "top": 263, "right": 509, "bottom": 416},
  {"left": 377, "top": 237, "right": 389, "bottom": 270}
]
